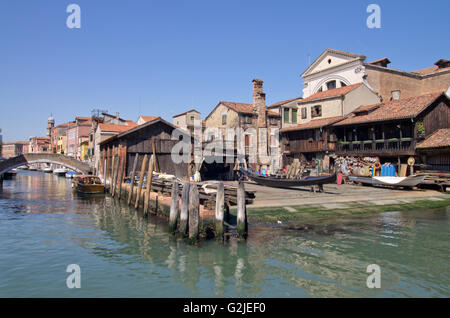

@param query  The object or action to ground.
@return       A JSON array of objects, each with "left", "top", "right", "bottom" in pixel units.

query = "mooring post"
[
  {"left": 117, "top": 155, "right": 125, "bottom": 200},
  {"left": 135, "top": 154, "right": 148, "bottom": 209},
  {"left": 127, "top": 154, "right": 139, "bottom": 206},
  {"left": 109, "top": 155, "right": 115, "bottom": 193},
  {"left": 179, "top": 182, "right": 190, "bottom": 237},
  {"left": 215, "top": 182, "right": 225, "bottom": 241},
  {"left": 168, "top": 180, "right": 179, "bottom": 234},
  {"left": 112, "top": 156, "right": 120, "bottom": 197},
  {"left": 237, "top": 180, "right": 248, "bottom": 240},
  {"left": 143, "top": 155, "right": 154, "bottom": 216},
  {"left": 188, "top": 183, "right": 200, "bottom": 244}
]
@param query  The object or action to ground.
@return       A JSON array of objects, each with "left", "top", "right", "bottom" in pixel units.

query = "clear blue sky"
[{"left": 1, "top": 0, "right": 449, "bottom": 142}]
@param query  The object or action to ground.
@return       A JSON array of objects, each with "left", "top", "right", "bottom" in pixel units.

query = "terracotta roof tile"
[
  {"left": 417, "top": 129, "right": 450, "bottom": 149},
  {"left": 268, "top": 97, "right": 303, "bottom": 108},
  {"left": 138, "top": 116, "right": 160, "bottom": 123},
  {"left": 413, "top": 65, "right": 450, "bottom": 75},
  {"left": 281, "top": 116, "right": 344, "bottom": 132},
  {"left": 335, "top": 92, "right": 446, "bottom": 126},
  {"left": 221, "top": 101, "right": 254, "bottom": 114},
  {"left": 98, "top": 122, "right": 138, "bottom": 133},
  {"left": 220, "top": 101, "right": 280, "bottom": 117},
  {"left": 298, "top": 83, "right": 363, "bottom": 104}
]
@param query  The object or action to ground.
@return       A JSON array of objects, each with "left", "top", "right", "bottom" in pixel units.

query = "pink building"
[{"left": 66, "top": 117, "right": 92, "bottom": 159}]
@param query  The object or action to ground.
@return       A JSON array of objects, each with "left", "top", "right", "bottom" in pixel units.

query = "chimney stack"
[
  {"left": 115, "top": 112, "right": 120, "bottom": 120},
  {"left": 252, "top": 79, "right": 266, "bottom": 128}
]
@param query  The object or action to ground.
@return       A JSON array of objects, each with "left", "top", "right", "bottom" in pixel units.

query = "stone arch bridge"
[{"left": 0, "top": 153, "right": 93, "bottom": 176}]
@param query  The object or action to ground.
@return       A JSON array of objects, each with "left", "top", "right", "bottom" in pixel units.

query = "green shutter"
[
  {"left": 292, "top": 109, "right": 297, "bottom": 123},
  {"left": 284, "top": 108, "right": 289, "bottom": 123}
]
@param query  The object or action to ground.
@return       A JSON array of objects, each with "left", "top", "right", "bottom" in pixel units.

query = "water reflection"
[{"left": 0, "top": 171, "right": 449, "bottom": 297}]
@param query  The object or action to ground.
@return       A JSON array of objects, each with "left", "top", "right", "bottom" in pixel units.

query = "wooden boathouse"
[{"left": 99, "top": 117, "right": 192, "bottom": 180}]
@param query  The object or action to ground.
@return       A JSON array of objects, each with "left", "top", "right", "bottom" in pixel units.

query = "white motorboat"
[
  {"left": 53, "top": 168, "right": 68, "bottom": 176},
  {"left": 43, "top": 167, "right": 53, "bottom": 173}
]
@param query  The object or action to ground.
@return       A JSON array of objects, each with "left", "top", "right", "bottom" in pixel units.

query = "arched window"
[
  {"left": 340, "top": 81, "right": 347, "bottom": 87},
  {"left": 326, "top": 80, "right": 336, "bottom": 90}
]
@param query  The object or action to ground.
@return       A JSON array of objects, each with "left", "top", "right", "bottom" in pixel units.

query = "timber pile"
[
  {"left": 416, "top": 172, "right": 450, "bottom": 191},
  {"left": 141, "top": 178, "right": 255, "bottom": 206}
]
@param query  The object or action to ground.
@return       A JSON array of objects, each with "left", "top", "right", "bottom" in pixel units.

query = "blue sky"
[{"left": 0, "top": 0, "right": 449, "bottom": 142}]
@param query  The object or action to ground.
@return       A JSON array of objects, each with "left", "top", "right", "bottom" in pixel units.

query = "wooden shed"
[{"left": 99, "top": 117, "right": 192, "bottom": 180}]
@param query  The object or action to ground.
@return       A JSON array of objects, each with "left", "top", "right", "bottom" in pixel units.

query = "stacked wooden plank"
[{"left": 416, "top": 172, "right": 450, "bottom": 191}]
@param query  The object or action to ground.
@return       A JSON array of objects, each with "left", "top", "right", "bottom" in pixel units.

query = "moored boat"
[
  {"left": 240, "top": 168, "right": 337, "bottom": 189},
  {"left": 43, "top": 167, "right": 53, "bottom": 173},
  {"left": 72, "top": 175, "right": 105, "bottom": 194},
  {"left": 65, "top": 171, "right": 76, "bottom": 178},
  {"left": 53, "top": 168, "right": 68, "bottom": 176},
  {"left": 348, "top": 175, "right": 426, "bottom": 188}
]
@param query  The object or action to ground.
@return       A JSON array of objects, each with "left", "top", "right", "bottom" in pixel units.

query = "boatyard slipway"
[{"left": 230, "top": 182, "right": 450, "bottom": 224}]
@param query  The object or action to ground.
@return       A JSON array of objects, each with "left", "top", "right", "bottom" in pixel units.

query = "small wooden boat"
[
  {"left": 348, "top": 175, "right": 426, "bottom": 188},
  {"left": 72, "top": 175, "right": 105, "bottom": 194},
  {"left": 240, "top": 168, "right": 336, "bottom": 189}
]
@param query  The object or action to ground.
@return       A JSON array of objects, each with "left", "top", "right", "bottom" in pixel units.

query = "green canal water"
[{"left": 0, "top": 171, "right": 449, "bottom": 297}]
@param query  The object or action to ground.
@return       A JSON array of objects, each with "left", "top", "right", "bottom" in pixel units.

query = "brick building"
[{"left": 1, "top": 141, "right": 29, "bottom": 158}]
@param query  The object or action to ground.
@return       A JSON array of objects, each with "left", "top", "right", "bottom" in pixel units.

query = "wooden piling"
[
  {"left": 135, "top": 154, "right": 148, "bottom": 209},
  {"left": 179, "top": 182, "right": 190, "bottom": 237},
  {"left": 143, "top": 155, "right": 154, "bottom": 216},
  {"left": 237, "top": 180, "right": 248, "bottom": 239},
  {"left": 112, "top": 156, "right": 120, "bottom": 197},
  {"left": 188, "top": 183, "right": 200, "bottom": 244},
  {"left": 109, "top": 155, "right": 115, "bottom": 193},
  {"left": 215, "top": 182, "right": 225, "bottom": 241},
  {"left": 168, "top": 180, "right": 179, "bottom": 234},
  {"left": 117, "top": 155, "right": 125, "bottom": 200},
  {"left": 127, "top": 154, "right": 139, "bottom": 205},
  {"left": 103, "top": 158, "right": 107, "bottom": 183}
]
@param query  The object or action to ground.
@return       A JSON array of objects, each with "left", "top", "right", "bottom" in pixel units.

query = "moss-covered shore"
[{"left": 229, "top": 197, "right": 450, "bottom": 226}]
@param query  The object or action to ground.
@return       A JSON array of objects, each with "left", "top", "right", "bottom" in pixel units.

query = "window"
[
  {"left": 301, "top": 107, "right": 307, "bottom": 119},
  {"left": 222, "top": 113, "right": 227, "bottom": 125},
  {"left": 269, "top": 117, "right": 278, "bottom": 125},
  {"left": 244, "top": 115, "right": 252, "bottom": 124},
  {"left": 391, "top": 90, "right": 401, "bottom": 100},
  {"left": 190, "top": 115, "right": 195, "bottom": 122},
  {"left": 311, "top": 105, "right": 322, "bottom": 118},
  {"left": 340, "top": 82, "right": 347, "bottom": 87},
  {"left": 292, "top": 109, "right": 297, "bottom": 124},
  {"left": 317, "top": 87, "right": 323, "bottom": 92},
  {"left": 326, "top": 80, "right": 336, "bottom": 90},
  {"left": 245, "top": 134, "right": 250, "bottom": 147},
  {"left": 283, "top": 108, "right": 290, "bottom": 123}
]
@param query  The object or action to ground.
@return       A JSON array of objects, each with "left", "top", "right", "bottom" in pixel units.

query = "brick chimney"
[{"left": 252, "top": 79, "right": 266, "bottom": 128}]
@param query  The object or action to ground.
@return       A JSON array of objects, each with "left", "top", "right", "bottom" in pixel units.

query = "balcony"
[
  {"left": 284, "top": 139, "right": 332, "bottom": 154},
  {"left": 335, "top": 138, "right": 416, "bottom": 156}
]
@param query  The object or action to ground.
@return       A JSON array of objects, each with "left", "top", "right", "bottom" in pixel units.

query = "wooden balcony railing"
[
  {"left": 335, "top": 138, "right": 416, "bottom": 156},
  {"left": 285, "top": 140, "right": 332, "bottom": 154}
]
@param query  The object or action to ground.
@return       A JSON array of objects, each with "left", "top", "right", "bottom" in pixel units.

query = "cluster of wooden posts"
[{"left": 103, "top": 152, "right": 248, "bottom": 244}]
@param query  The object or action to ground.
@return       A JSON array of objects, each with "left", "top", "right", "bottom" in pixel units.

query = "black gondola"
[{"left": 239, "top": 168, "right": 336, "bottom": 189}]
